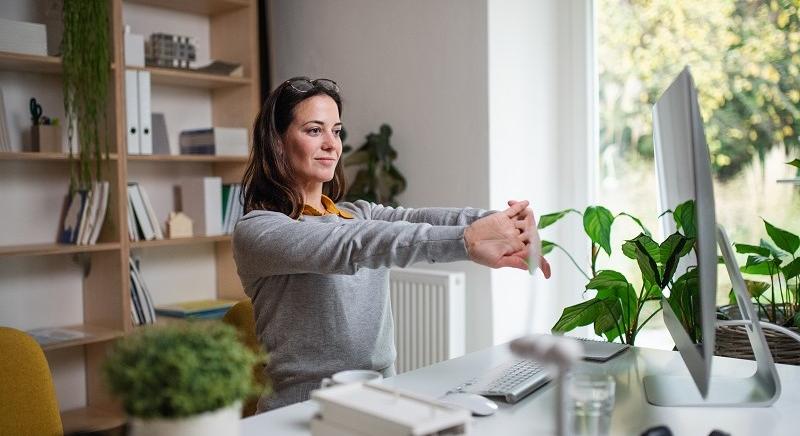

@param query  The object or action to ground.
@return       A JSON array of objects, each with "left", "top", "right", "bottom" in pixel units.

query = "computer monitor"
[{"left": 642, "top": 66, "right": 781, "bottom": 407}]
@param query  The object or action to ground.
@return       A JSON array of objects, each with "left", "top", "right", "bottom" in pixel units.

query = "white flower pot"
[{"left": 130, "top": 402, "right": 242, "bottom": 436}]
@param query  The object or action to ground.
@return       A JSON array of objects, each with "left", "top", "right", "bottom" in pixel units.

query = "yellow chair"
[
  {"left": 222, "top": 300, "right": 268, "bottom": 417},
  {"left": 0, "top": 326, "right": 63, "bottom": 436}
]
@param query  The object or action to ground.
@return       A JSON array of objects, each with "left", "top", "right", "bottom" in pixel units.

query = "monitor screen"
[{"left": 652, "top": 66, "right": 717, "bottom": 398}]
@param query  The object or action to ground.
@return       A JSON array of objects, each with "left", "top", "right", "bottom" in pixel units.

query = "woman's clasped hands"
[{"left": 463, "top": 200, "right": 551, "bottom": 278}]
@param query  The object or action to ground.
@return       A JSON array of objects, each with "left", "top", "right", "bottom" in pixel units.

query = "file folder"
[
  {"left": 125, "top": 69, "right": 139, "bottom": 154},
  {"left": 137, "top": 70, "right": 152, "bottom": 154}
]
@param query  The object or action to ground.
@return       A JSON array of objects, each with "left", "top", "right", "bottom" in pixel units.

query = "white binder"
[
  {"left": 125, "top": 69, "right": 140, "bottom": 154},
  {"left": 137, "top": 70, "right": 152, "bottom": 154},
  {"left": 181, "top": 177, "right": 223, "bottom": 236}
]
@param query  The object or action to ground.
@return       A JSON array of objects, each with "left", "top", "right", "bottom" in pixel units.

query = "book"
[
  {"left": 179, "top": 127, "right": 248, "bottom": 156},
  {"left": 0, "top": 18, "right": 47, "bottom": 56},
  {"left": 58, "top": 190, "right": 88, "bottom": 244},
  {"left": 77, "top": 182, "right": 99, "bottom": 245},
  {"left": 87, "top": 181, "right": 110, "bottom": 244},
  {"left": 0, "top": 88, "right": 10, "bottom": 151},
  {"left": 138, "top": 184, "right": 164, "bottom": 239},
  {"left": 128, "top": 183, "right": 157, "bottom": 241},
  {"left": 155, "top": 299, "right": 238, "bottom": 319},
  {"left": 130, "top": 257, "right": 156, "bottom": 325},
  {"left": 27, "top": 327, "right": 91, "bottom": 346}
]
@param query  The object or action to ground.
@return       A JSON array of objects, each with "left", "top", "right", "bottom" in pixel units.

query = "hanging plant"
[{"left": 62, "top": 0, "right": 111, "bottom": 191}]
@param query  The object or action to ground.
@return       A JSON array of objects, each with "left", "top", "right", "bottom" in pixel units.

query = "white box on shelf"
[
  {"left": 124, "top": 30, "right": 145, "bottom": 67},
  {"left": 181, "top": 177, "right": 223, "bottom": 236},
  {"left": 0, "top": 18, "right": 47, "bottom": 56}
]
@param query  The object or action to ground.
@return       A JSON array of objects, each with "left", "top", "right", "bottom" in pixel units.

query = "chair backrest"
[
  {"left": 222, "top": 300, "right": 266, "bottom": 417},
  {"left": 0, "top": 326, "right": 63, "bottom": 436}
]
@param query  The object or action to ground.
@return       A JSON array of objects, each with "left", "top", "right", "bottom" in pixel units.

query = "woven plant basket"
[{"left": 715, "top": 304, "right": 800, "bottom": 366}]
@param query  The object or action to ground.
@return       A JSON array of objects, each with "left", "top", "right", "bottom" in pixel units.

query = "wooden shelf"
[
  {"left": 777, "top": 178, "right": 800, "bottom": 185},
  {"left": 0, "top": 242, "right": 121, "bottom": 257},
  {"left": 39, "top": 324, "right": 124, "bottom": 352},
  {"left": 0, "top": 151, "right": 119, "bottom": 161},
  {"left": 127, "top": 154, "right": 247, "bottom": 163},
  {"left": 130, "top": 235, "right": 232, "bottom": 248},
  {"left": 61, "top": 406, "right": 126, "bottom": 434},
  {"left": 127, "top": 65, "right": 251, "bottom": 89},
  {"left": 125, "top": 0, "right": 249, "bottom": 15},
  {"left": 0, "top": 51, "right": 61, "bottom": 74}
]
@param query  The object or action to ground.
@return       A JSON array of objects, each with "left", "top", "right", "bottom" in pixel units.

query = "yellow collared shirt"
[{"left": 302, "top": 195, "right": 354, "bottom": 219}]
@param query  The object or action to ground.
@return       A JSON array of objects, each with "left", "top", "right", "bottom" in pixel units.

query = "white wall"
[
  {"left": 488, "top": 0, "right": 596, "bottom": 342},
  {"left": 270, "top": 0, "right": 495, "bottom": 351}
]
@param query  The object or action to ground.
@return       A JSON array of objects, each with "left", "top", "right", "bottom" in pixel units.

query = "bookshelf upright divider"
[{"left": 0, "top": 0, "right": 259, "bottom": 431}]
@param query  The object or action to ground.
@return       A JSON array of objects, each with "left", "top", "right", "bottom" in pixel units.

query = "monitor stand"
[{"left": 642, "top": 225, "right": 781, "bottom": 407}]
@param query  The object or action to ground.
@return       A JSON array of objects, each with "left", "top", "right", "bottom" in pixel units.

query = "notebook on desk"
[{"left": 576, "top": 337, "right": 631, "bottom": 362}]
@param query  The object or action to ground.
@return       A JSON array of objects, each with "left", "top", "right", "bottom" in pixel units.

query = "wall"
[
  {"left": 487, "top": 0, "right": 596, "bottom": 342},
  {"left": 270, "top": 0, "right": 495, "bottom": 351}
]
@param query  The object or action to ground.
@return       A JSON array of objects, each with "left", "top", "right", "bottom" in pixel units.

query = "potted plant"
[
  {"left": 537, "top": 200, "right": 698, "bottom": 345},
  {"left": 716, "top": 225, "right": 800, "bottom": 362},
  {"left": 341, "top": 124, "right": 407, "bottom": 206},
  {"left": 103, "top": 323, "right": 266, "bottom": 436},
  {"left": 62, "top": 0, "right": 111, "bottom": 191}
]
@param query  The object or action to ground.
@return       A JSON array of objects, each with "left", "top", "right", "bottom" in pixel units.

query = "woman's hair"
[{"left": 241, "top": 77, "right": 346, "bottom": 218}]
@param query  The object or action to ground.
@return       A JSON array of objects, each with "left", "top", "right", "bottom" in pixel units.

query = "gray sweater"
[{"left": 232, "top": 200, "right": 490, "bottom": 412}]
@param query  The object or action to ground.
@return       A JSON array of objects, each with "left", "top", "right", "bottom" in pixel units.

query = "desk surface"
[{"left": 241, "top": 344, "right": 800, "bottom": 435}]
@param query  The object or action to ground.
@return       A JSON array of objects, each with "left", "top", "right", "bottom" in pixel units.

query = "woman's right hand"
[{"left": 463, "top": 201, "right": 531, "bottom": 270}]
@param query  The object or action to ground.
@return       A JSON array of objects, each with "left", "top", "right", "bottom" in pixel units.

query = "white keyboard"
[{"left": 451, "top": 359, "right": 551, "bottom": 403}]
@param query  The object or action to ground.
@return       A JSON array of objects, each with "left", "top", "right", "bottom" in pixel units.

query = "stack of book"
[
  {"left": 130, "top": 257, "right": 156, "bottom": 326},
  {"left": 222, "top": 183, "right": 244, "bottom": 234},
  {"left": 179, "top": 127, "right": 248, "bottom": 156},
  {"left": 127, "top": 182, "right": 164, "bottom": 241},
  {"left": 155, "top": 299, "right": 237, "bottom": 320},
  {"left": 57, "top": 181, "right": 110, "bottom": 245}
]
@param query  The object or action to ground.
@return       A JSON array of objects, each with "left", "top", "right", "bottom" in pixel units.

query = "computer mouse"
[{"left": 439, "top": 392, "right": 498, "bottom": 416}]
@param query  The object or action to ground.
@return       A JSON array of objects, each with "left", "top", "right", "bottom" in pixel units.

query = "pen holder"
[{"left": 32, "top": 124, "right": 63, "bottom": 153}]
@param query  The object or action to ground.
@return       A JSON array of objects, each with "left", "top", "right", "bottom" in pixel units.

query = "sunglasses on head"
[{"left": 285, "top": 78, "right": 340, "bottom": 94}]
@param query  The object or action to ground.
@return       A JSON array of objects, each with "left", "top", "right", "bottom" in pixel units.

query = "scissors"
[{"left": 29, "top": 98, "right": 43, "bottom": 125}]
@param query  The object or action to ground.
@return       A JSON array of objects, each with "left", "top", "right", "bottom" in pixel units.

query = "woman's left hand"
[{"left": 507, "top": 200, "right": 551, "bottom": 279}]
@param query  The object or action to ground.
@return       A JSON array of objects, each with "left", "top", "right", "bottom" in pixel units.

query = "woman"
[{"left": 233, "top": 77, "right": 551, "bottom": 412}]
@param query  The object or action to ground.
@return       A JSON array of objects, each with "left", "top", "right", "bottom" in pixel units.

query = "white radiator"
[{"left": 389, "top": 268, "right": 466, "bottom": 374}]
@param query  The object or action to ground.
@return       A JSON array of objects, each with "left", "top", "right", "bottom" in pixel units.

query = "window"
[{"left": 596, "top": 0, "right": 800, "bottom": 348}]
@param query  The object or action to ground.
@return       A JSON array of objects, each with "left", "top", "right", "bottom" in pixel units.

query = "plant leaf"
[
  {"left": 551, "top": 299, "right": 604, "bottom": 333},
  {"left": 616, "top": 212, "right": 652, "bottom": 237},
  {"left": 583, "top": 206, "right": 615, "bottom": 255},
  {"left": 622, "top": 234, "right": 661, "bottom": 287},
  {"left": 763, "top": 219, "right": 799, "bottom": 255},
  {"left": 740, "top": 256, "right": 781, "bottom": 275},
  {"left": 794, "top": 312, "right": 800, "bottom": 329},
  {"left": 659, "top": 232, "right": 695, "bottom": 287},
  {"left": 782, "top": 257, "right": 800, "bottom": 280},
  {"left": 541, "top": 240, "right": 555, "bottom": 256},
  {"left": 593, "top": 299, "right": 623, "bottom": 342},
  {"left": 538, "top": 209, "right": 580, "bottom": 229},
  {"left": 597, "top": 283, "right": 638, "bottom": 329},
  {"left": 673, "top": 200, "right": 696, "bottom": 238},
  {"left": 669, "top": 269, "right": 700, "bottom": 341},
  {"left": 644, "top": 284, "right": 663, "bottom": 301},
  {"left": 586, "top": 270, "right": 629, "bottom": 290},
  {"left": 788, "top": 159, "right": 800, "bottom": 169},
  {"left": 760, "top": 238, "right": 788, "bottom": 259},
  {"left": 734, "top": 243, "right": 771, "bottom": 257}
]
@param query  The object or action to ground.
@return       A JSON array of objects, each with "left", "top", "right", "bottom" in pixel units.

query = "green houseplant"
[
  {"left": 103, "top": 323, "right": 266, "bottom": 436},
  {"left": 62, "top": 0, "right": 111, "bottom": 191},
  {"left": 538, "top": 200, "right": 699, "bottom": 345},
  {"left": 341, "top": 124, "right": 407, "bottom": 206}
]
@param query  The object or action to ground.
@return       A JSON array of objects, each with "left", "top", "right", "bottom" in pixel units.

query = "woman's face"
[{"left": 283, "top": 95, "right": 343, "bottom": 191}]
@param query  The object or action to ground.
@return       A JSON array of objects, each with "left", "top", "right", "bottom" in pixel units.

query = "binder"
[
  {"left": 125, "top": 69, "right": 139, "bottom": 154},
  {"left": 137, "top": 70, "right": 152, "bottom": 154},
  {"left": 181, "top": 177, "right": 223, "bottom": 236}
]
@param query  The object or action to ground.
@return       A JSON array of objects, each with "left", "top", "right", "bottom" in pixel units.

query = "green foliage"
[
  {"left": 599, "top": 0, "right": 800, "bottom": 181},
  {"left": 732, "top": 214, "right": 800, "bottom": 327},
  {"left": 545, "top": 200, "right": 699, "bottom": 344},
  {"left": 103, "top": 323, "right": 266, "bottom": 419},
  {"left": 62, "top": 0, "right": 111, "bottom": 191},
  {"left": 341, "top": 124, "right": 407, "bottom": 206}
]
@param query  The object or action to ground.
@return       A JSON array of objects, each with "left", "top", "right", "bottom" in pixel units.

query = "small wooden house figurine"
[{"left": 167, "top": 212, "right": 193, "bottom": 238}]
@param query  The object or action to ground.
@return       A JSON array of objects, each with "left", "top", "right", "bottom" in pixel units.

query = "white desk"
[{"left": 241, "top": 344, "right": 800, "bottom": 435}]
